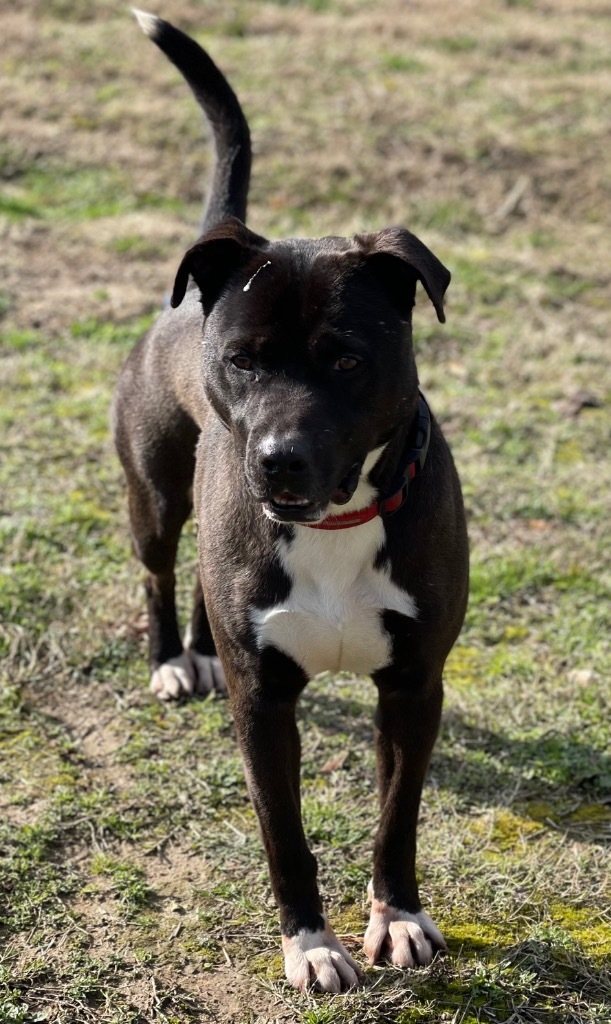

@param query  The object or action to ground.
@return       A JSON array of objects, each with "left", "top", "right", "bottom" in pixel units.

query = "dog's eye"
[
  {"left": 333, "top": 355, "right": 360, "bottom": 372},
  {"left": 231, "top": 354, "right": 254, "bottom": 371}
]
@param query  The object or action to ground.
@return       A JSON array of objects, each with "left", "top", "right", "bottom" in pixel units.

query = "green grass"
[
  {"left": 1, "top": 0, "right": 610, "bottom": 1021},
  {"left": 1, "top": 165, "right": 188, "bottom": 222}
]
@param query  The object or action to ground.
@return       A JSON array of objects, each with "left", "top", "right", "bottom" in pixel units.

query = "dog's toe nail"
[
  {"left": 283, "top": 922, "right": 362, "bottom": 993},
  {"left": 365, "top": 901, "right": 444, "bottom": 969}
]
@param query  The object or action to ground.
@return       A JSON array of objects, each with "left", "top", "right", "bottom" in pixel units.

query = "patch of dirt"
[
  {"left": 111, "top": 966, "right": 295, "bottom": 1024},
  {"left": 39, "top": 678, "right": 132, "bottom": 766}
]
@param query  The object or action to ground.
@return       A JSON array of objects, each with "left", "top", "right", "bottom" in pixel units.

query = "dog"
[{"left": 112, "top": 11, "right": 469, "bottom": 993}]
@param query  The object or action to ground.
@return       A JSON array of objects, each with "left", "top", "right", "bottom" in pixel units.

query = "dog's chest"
[{"left": 250, "top": 519, "right": 417, "bottom": 677}]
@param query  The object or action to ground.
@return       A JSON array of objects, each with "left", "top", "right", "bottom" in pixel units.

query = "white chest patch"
[{"left": 249, "top": 479, "right": 418, "bottom": 678}]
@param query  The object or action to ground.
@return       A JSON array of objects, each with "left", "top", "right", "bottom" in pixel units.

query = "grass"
[{"left": 1, "top": 0, "right": 610, "bottom": 1021}]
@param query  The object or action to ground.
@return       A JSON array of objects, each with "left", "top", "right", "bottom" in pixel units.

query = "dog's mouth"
[
  {"left": 265, "top": 491, "right": 321, "bottom": 523},
  {"left": 272, "top": 492, "right": 312, "bottom": 510},
  {"left": 263, "top": 462, "right": 363, "bottom": 524}
]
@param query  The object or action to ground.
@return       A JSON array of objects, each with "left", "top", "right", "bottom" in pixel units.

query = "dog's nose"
[{"left": 258, "top": 437, "right": 310, "bottom": 480}]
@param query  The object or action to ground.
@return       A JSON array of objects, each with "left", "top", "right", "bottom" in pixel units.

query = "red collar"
[{"left": 304, "top": 392, "right": 431, "bottom": 531}]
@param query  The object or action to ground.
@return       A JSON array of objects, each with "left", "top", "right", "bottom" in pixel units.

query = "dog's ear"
[
  {"left": 355, "top": 226, "right": 450, "bottom": 323},
  {"left": 171, "top": 216, "right": 269, "bottom": 312}
]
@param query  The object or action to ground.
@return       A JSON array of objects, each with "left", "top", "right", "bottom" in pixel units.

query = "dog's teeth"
[{"left": 274, "top": 496, "right": 309, "bottom": 507}]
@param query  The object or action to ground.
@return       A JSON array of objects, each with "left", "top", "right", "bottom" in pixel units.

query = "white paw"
[
  {"left": 187, "top": 650, "right": 227, "bottom": 696},
  {"left": 150, "top": 651, "right": 196, "bottom": 700},
  {"left": 282, "top": 921, "right": 363, "bottom": 993},
  {"left": 364, "top": 889, "right": 446, "bottom": 968}
]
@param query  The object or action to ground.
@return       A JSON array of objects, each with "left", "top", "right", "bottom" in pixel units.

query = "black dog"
[{"left": 113, "top": 11, "right": 469, "bottom": 992}]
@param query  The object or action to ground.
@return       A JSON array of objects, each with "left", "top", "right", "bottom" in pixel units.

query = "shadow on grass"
[
  {"left": 297, "top": 687, "right": 611, "bottom": 847},
  {"left": 434, "top": 710, "right": 611, "bottom": 845},
  {"left": 411, "top": 938, "right": 611, "bottom": 1023},
  {"left": 297, "top": 682, "right": 376, "bottom": 745},
  {"left": 20, "top": 666, "right": 610, "bottom": 848}
]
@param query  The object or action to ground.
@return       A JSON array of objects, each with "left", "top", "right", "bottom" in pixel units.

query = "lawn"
[{"left": 1, "top": 1, "right": 609, "bottom": 1021}]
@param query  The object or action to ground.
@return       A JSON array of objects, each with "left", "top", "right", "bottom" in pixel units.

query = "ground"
[{"left": 1, "top": 1, "right": 610, "bottom": 1022}]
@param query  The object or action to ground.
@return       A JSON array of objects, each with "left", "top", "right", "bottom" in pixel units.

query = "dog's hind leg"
[
  {"left": 186, "top": 574, "right": 227, "bottom": 696},
  {"left": 126, "top": 460, "right": 195, "bottom": 699},
  {"left": 113, "top": 385, "right": 210, "bottom": 699}
]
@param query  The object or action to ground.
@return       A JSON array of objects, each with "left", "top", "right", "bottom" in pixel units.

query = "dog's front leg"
[
  {"left": 226, "top": 659, "right": 362, "bottom": 992},
  {"left": 365, "top": 671, "right": 448, "bottom": 969}
]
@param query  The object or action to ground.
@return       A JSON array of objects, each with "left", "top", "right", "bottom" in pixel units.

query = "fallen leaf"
[{"left": 322, "top": 751, "right": 348, "bottom": 772}]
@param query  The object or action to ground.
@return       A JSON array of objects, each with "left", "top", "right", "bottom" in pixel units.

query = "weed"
[{"left": 89, "top": 855, "right": 153, "bottom": 914}]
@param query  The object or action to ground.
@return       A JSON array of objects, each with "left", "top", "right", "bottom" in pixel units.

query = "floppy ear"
[
  {"left": 355, "top": 226, "right": 451, "bottom": 323},
  {"left": 171, "top": 216, "right": 269, "bottom": 312}
]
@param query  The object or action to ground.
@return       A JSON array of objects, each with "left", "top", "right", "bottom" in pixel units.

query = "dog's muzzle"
[{"left": 248, "top": 435, "right": 363, "bottom": 524}]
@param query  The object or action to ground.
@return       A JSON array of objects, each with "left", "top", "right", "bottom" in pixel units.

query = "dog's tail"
[{"left": 133, "top": 9, "right": 251, "bottom": 234}]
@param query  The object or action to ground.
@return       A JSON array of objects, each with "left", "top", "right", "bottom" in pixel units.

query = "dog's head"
[{"left": 171, "top": 216, "right": 449, "bottom": 524}]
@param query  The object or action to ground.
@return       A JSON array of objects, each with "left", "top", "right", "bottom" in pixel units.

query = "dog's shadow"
[
  {"left": 433, "top": 710, "right": 611, "bottom": 844},
  {"left": 297, "top": 676, "right": 376, "bottom": 744},
  {"left": 298, "top": 684, "right": 611, "bottom": 847}
]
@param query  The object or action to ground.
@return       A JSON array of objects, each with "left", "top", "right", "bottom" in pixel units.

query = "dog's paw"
[
  {"left": 282, "top": 922, "right": 363, "bottom": 993},
  {"left": 187, "top": 650, "right": 227, "bottom": 697},
  {"left": 364, "top": 891, "right": 446, "bottom": 968},
  {"left": 150, "top": 652, "right": 197, "bottom": 700}
]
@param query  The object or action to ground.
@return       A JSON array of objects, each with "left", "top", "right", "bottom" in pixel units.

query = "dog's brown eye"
[
  {"left": 334, "top": 355, "right": 360, "bottom": 372},
  {"left": 232, "top": 354, "right": 254, "bottom": 371}
]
